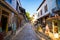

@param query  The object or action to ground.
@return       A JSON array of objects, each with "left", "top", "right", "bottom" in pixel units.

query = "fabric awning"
[{"left": 46, "top": 16, "right": 60, "bottom": 21}]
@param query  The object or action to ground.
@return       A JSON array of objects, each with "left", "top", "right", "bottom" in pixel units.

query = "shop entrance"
[
  {"left": 1, "top": 15, "right": 8, "bottom": 31},
  {"left": 46, "top": 17, "right": 60, "bottom": 38},
  {"left": 1, "top": 10, "right": 9, "bottom": 32}
]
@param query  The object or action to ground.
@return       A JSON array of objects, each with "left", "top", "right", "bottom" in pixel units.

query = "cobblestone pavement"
[{"left": 12, "top": 23, "right": 41, "bottom": 40}]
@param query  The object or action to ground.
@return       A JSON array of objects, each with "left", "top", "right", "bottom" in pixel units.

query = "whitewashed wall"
[
  {"left": 5, "top": 0, "right": 17, "bottom": 10},
  {"left": 37, "top": 0, "right": 57, "bottom": 19},
  {"left": 46, "top": 0, "right": 56, "bottom": 13}
]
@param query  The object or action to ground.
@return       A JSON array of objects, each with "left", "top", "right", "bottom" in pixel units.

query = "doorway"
[
  {"left": 1, "top": 10, "right": 9, "bottom": 32},
  {"left": 1, "top": 15, "right": 8, "bottom": 32}
]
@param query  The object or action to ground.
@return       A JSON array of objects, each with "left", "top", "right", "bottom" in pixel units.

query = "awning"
[
  {"left": 46, "top": 16, "right": 60, "bottom": 21},
  {"left": 37, "top": 13, "right": 49, "bottom": 20},
  {"left": 19, "top": 7, "right": 25, "bottom": 13}
]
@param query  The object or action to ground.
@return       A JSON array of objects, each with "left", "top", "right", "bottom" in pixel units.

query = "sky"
[{"left": 20, "top": 0, "right": 43, "bottom": 16}]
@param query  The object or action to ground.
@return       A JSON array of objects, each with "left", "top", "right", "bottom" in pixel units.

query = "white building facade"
[
  {"left": 37, "top": 0, "right": 60, "bottom": 38},
  {"left": 37, "top": 0, "right": 60, "bottom": 23}
]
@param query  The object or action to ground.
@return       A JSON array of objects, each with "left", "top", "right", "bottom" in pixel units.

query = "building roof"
[
  {"left": 19, "top": 7, "right": 25, "bottom": 13},
  {"left": 36, "top": 0, "right": 46, "bottom": 11}
]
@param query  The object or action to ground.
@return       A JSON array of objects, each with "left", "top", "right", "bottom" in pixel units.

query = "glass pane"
[
  {"left": 6, "top": 0, "right": 12, "bottom": 3},
  {"left": 57, "top": 0, "right": 60, "bottom": 8}
]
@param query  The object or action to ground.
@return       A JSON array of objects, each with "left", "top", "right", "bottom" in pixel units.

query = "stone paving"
[{"left": 12, "top": 23, "right": 41, "bottom": 40}]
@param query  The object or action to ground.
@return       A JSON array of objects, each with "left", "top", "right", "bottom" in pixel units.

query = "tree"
[{"left": 26, "top": 12, "right": 31, "bottom": 21}]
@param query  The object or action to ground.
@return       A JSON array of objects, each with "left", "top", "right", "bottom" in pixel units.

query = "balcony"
[
  {"left": 19, "top": 7, "right": 25, "bottom": 15},
  {"left": 52, "top": 7, "right": 60, "bottom": 13}
]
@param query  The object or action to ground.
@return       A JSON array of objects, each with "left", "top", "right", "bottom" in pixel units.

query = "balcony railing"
[{"left": 52, "top": 7, "right": 60, "bottom": 13}]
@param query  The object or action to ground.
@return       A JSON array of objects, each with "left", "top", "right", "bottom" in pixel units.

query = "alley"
[
  {"left": 12, "top": 23, "right": 40, "bottom": 40},
  {"left": 0, "top": 0, "right": 60, "bottom": 40}
]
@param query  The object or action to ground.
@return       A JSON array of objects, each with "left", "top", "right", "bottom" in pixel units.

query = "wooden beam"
[{"left": 0, "top": 0, "right": 18, "bottom": 15}]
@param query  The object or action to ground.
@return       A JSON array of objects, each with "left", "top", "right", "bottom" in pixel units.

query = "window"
[
  {"left": 38, "top": 12, "right": 40, "bottom": 17},
  {"left": 40, "top": 10, "right": 42, "bottom": 15},
  {"left": 6, "top": 0, "right": 12, "bottom": 3},
  {"left": 16, "top": 2, "right": 19, "bottom": 11},
  {"left": 57, "top": 0, "right": 60, "bottom": 8},
  {"left": 44, "top": 5, "right": 48, "bottom": 13},
  {"left": 38, "top": 10, "right": 42, "bottom": 17},
  {"left": 9, "top": 0, "right": 12, "bottom": 3},
  {"left": 57, "top": 0, "right": 60, "bottom": 4}
]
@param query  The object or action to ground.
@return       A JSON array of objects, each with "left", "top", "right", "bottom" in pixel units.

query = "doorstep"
[{"left": 4, "top": 31, "right": 12, "bottom": 40}]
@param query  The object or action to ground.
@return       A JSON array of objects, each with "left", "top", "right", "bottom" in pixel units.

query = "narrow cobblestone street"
[
  {"left": 12, "top": 23, "right": 41, "bottom": 40},
  {"left": 0, "top": 0, "right": 60, "bottom": 40}
]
